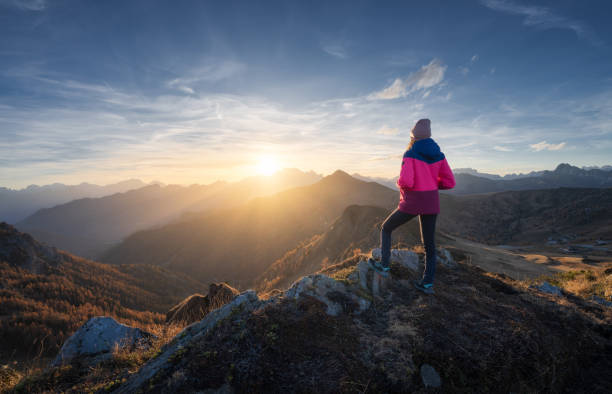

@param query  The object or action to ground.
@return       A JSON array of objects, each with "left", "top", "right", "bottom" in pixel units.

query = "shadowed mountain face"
[
  {"left": 0, "top": 179, "right": 147, "bottom": 224},
  {"left": 15, "top": 169, "right": 321, "bottom": 259},
  {"left": 439, "top": 187, "right": 612, "bottom": 245},
  {"left": 101, "top": 171, "right": 398, "bottom": 285},
  {"left": 0, "top": 223, "right": 206, "bottom": 360}
]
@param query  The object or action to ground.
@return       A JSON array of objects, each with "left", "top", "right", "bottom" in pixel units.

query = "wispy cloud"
[
  {"left": 460, "top": 54, "right": 479, "bottom": 76},
  {"left": 322, "top": 44, "right": 348, "bottom": 59},
  {"left": 493, "top": 145, "right": 513, "bottom": 152},
  {"left": 529, "top": 141, "right": 566, "bottom": 151},
  {"left": 369, "top": 59, "right": 447, "bottom": 100},
  {"left": 0, "top": 0, "right": 46, "bottom": 11},
  {"left": 480, "top": 0, "right": 604, "bottom": 46},
  {"left": 165, "top": 60, "right": 246, "bottom": 94},
  {"left": 376, "top": 126, "right": 400, "bottom": 135}
]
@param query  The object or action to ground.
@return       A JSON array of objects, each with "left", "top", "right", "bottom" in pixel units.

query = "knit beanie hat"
[{"left": 411, "top": 119, "right": 431, "bottom": 140}]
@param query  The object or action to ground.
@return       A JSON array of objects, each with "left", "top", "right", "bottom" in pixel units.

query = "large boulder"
[
  {"left": 371, "top": 248, "right": 419, "bottom": 270},
  {"left": 52, "top": 317, "right": 153, "bottom": 367},
  {"left": 286, "top": 274, "right": 370, "bottom": 316},
  {"left": 166, "top": 282, "right": 240, "bottom": 326},
  {"left": 371, "top": 247, "right": 455, "bottom": 269}
]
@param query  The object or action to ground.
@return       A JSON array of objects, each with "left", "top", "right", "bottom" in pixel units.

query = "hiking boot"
[
  {"left": 414, "top": 279, "right": 435, "bottom": 294},
  {"left": 368, "top": 258, "right": 390, "bottom": 277}
]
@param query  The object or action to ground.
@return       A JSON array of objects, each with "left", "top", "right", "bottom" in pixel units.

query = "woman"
[{"left": 369, "top": 118, "right": 455, "bottom": 294}]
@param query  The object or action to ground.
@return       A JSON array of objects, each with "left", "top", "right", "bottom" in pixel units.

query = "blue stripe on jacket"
[{"left": 403, "top": 138, "right": 445, "bottom": 164}]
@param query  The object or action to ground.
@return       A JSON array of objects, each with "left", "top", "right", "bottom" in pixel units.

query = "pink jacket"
[{"left": 396, "top": 138, "right": 455, "bottom": 214}]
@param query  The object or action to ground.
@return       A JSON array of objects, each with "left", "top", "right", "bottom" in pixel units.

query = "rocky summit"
[{"left": 19, "top": 247, "right": 611, "bottom": 393}]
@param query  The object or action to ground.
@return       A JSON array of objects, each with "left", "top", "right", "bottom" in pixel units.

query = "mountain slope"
[
  {"left": 15, "top": 169, "right": 321, "bottom": 258},
  {"left": 0, "top": 179, "right": 146, "bottom": 224},
  {"left": 101, "top": 171, "right": 397, "bottom": 285},
  {"left": 0, "top": 223, "right": 206, "bottom": 360}
]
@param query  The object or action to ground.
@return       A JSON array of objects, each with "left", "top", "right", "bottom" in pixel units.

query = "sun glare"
[{"left": 256, "top": 157, "right": 279, "bottom": 176}]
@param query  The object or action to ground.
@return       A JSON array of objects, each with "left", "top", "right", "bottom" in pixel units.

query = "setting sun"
[{"left": 256, "top": 157, "right": 279, "bottom": 176}]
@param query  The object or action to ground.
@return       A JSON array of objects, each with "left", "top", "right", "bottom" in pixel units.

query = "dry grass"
[
  {"left": 8, "top": 322, "right": 182, "bottom": 393},
  {"left": 532, "top": 269, "right": 612, "bottom": 300},
  {"left": 0, "top": 365, "right": 23, "bottom": 393}
]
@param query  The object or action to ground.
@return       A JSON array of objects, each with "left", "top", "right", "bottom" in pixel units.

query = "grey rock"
[
  {"left": 52, "top": 316, "right": 153, "bottom": 367},
  {"left": 286, "top": 274, "right": 370, "bottom": 316},
  {"left": 357, "top": 259, "right": 370, "bottom": 291},
  {"left": 371, "top": 270, "right": 390, "bottom": 298},
  {"left": 437, "top": 248, "right": 456, "bottom": 268},
  {"left": 420, "top": 364, "right": 441, "bottom": 388},
  {"left": 371, "top": 248, "right": 419, "bottom": 270},
  {"left": 531, "top": 281, "right": 563, "bottom": 296}
]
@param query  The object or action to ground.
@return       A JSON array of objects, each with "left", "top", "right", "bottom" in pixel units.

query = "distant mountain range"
[
  {"left": 101, "top": 170, "right": 397, "bottom": 286},
  {"left": 453, "top": 168, "right": 547, "bottom": 180},
  {"left": 0, "top": 179, "right": 147, "bottom": 224},
  {"left": 8, "top": 163, "right": 612, "bottom": 260},
  {"left": 449, "top": 163, "right": 612, "bottom": 195},
  {"left": 15, "top": 169, "right": 321, "bottom": 258},
  {"left": 355, "top": 163, "right": 612, "bottom": 194}
]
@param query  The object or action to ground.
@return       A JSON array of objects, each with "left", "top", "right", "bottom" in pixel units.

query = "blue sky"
[{"left": 1, "top": 0, "right": 611, "bottom": 188}]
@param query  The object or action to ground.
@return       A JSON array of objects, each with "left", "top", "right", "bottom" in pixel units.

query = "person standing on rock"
[{"left": 369, "top": 118, "right": 455, "bottom": 294}]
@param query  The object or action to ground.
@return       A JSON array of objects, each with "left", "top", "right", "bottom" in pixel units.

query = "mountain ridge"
[{"left": 0, "top": 222, "right": 207, "bottom": 361}]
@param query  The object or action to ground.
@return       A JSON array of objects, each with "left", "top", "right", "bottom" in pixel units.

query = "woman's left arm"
[
  {"left": 397, "top": 155, "right": 415, "bottom": 189},
  {"left": 437, "top": 158, "right": 456, "bottom": 190}
]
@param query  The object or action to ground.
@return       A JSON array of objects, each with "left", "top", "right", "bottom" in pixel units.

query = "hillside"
[
  {"left": 0, "top": 179, "right": 147, "bottom": 224},
  {"left": 13, "top": 249, "right": 611, "bottom": 393},
  {"left": 0, "top": 223, "right": 206, "bottom": 361},
  {"left": 101, "top": 171, "right": 397, "bottom": 285},
  {"left": 15, "top": 169, "right": 320, "bottom": 258},
  {"left": 440, "top": 187, "right": 612, "bottom": 245}
]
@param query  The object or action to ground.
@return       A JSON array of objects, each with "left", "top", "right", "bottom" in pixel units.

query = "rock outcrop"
[
  {"left": 285, "top": 274, "right": 371, "bottom": 316},
  {"left": 52, "top": 317, "right": 154, "bottom": 367},
  {"left": 115, "top": 291, "right": 261, "bottom": 394},
  {"left": 166, "top": 282, "right": 240, "bottom": 326}
]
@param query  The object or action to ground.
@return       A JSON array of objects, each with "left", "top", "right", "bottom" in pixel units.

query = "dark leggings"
[{"left": 381, "top": 208, "right": 438, "bottom": 284}]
